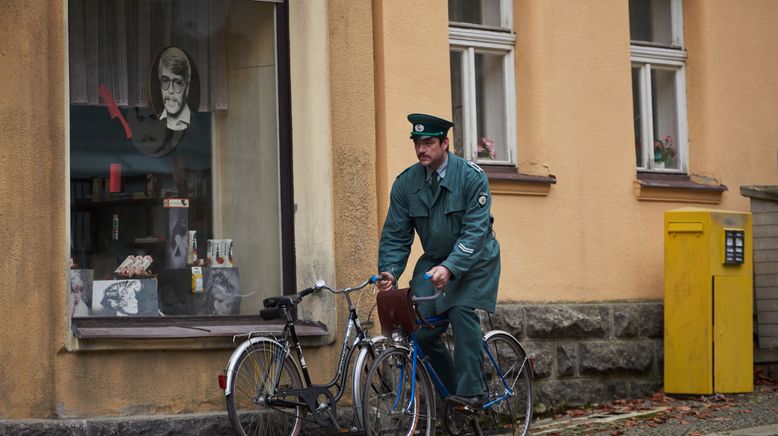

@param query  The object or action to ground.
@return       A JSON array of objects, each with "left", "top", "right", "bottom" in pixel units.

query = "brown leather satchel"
[{"left": 376, "top": 287, "right": 417, "bottom": 337}]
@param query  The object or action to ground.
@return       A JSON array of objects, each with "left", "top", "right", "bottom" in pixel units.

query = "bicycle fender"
[
  {"left": 351, "top": 335, "right": 389, "bottom": 388},
  {"left": 484, "top": 330, "right": 534, "bottom": 378},
  {"left": 224, "top": 336, "right": 290, "bottom": 396}
]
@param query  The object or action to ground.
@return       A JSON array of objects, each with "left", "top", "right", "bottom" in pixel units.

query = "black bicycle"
[{"left": 222, "top": 275, "right": 386, "bottom": 435}]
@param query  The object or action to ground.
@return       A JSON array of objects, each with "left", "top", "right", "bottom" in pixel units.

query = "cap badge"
[{"left": 414, "top": 124, "right": 424, "bottom": 132}]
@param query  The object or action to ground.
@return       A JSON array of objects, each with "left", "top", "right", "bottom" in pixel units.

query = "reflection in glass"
[
  {"left": 632, "top": 67, "right": 643, "bottom": 167},
  {"left": 651, "top": 68, "right": 679, "bottom": 170},
  {"left": 629, "top": 0, "right": 674, "bottom": 46},
  {"left": 68, "top": 0, "right": 282, "bottom": 317},
  {"left": 450, "top": 51, "right": 464, "bottom": 158},
  {"left": 449, "top": 0, "right": 503, "bottom": 28},
  {"left": 475, "top": 52, "right": 506, "bottom": 162}
]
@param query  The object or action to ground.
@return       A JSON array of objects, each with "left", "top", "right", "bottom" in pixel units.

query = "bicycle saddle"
[{"left": 263, "top": 295, "right": 295, "bottom": 308}]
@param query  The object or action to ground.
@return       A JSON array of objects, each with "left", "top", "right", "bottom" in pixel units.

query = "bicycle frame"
[
  {"left": 288, "top": 301, "right": 372, "bottom": 401},
  {"left": 225, "top": 283, "right": 377, "bottom": 407},
  {"left": 397, "top": 320, "right": 524, "bottom": 413}
]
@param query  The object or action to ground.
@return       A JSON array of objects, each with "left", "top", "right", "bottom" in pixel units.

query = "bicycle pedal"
[
  {"left": 452, "top": 404, "right": 479, "bottom": 414},
  {"left": 336, "top": 429, "right": 364, "bottom": 435}
]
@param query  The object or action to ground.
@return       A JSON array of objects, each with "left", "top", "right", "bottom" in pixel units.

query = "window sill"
[
  {"left": 634, "top": 172, "right": 727, "bottom": 204},
  {"left": 69, "top": 316, "right": 329, "bottom": 351},
  {"left": 484, "top": 166, "right": 556, "bottom": 196}
]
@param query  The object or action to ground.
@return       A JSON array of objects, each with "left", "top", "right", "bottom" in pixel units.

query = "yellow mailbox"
[{"left": 664, "top": 208, "right": 753, "bottom": 394}]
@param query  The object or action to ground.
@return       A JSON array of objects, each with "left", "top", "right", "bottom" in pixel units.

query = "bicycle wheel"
[
  {"left": 481, "top": 331, "right": 533, "bottom": 435},
  {"left": 226, "top": 341, "right": 304, "bottom": 436},
  {"left": 352, "top": 336, "right": 389, "bottom": 430},
  {"left": 363, "top": 347, "right": 435, "bottom": 436}
]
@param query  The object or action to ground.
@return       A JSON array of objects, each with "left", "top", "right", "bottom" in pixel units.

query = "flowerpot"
[{"left": 655, "top": 161, "right": 665, "bottom": 169}]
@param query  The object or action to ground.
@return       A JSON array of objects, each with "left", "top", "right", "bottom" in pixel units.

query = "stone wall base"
[
  {"left": 2, "top": 301, "right": 667, "bottom": 433},
  {"left": 483, "top": 301, "right": 664, "bottom": 415}
]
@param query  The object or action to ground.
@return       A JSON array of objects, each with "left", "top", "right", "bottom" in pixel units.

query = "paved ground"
[
  {"left": 3, "top": 377, "right": 776, "bottom": 435},
  {"left": 532, "top": 377, "right": 778, "bottom": 435}
]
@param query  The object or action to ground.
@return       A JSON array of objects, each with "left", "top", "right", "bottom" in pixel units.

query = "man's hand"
[
  {"left": 377, "top": 272, "right": 396, "bottom": 292},
  {"left": 425, "top": 265, "right": 452, "bottom": 289}
]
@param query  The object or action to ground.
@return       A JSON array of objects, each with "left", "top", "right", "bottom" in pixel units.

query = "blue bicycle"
[{"left": 362, "top": 277, "right": 534, "bottom": 435}]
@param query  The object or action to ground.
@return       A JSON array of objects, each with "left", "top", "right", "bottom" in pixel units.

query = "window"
[
  {"left": 449, "top": 0, "right": 516, "bottom": 166},
  {"left": 68, "top": 0, "right": 293, "bottom": 322},
  {"left": 630, "top": 0, "right": 688, "bottom": 172}
]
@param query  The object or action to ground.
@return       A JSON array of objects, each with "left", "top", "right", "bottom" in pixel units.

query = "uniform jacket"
[{"left": 378, "top": 152, "right": 501, "bottom": 314}]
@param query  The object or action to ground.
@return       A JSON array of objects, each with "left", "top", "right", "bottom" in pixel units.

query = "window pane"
[
  {"left": 450, "top": 51, "right": 465, "bottom": 158},
  {"left": 68, "top": 0, "right": 282, "bottom": 317},
  {"left": 651, "top": 68, "right": 679, "bottom": 170},
  {"left": 475, "top": 52, "right": 507, "bottom": 162},
  {"left": 449, "top": 0, "right": 504, "bottom": 28},
  {"left": 632, "top": 67, "right": 644, "bottom": 167},
  {"left": 629, "top": 0, "right": 674, "bottom": 46}
]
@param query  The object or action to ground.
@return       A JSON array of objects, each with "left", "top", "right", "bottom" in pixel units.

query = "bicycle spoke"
[
  {"left": 480, "top": 332, "right": 533, "bottom": 436},
  {"left": 226, "top": 342, "right": 303, "bottom": 436}
]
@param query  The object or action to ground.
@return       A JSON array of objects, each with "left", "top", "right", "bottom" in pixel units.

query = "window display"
[{"left": 69, "top": 0, "right": 286, "bottom": 319}]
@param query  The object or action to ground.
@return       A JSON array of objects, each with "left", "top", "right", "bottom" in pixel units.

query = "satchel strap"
[{"left": 415, "top": 306, "right": 436, "bottom": 330}]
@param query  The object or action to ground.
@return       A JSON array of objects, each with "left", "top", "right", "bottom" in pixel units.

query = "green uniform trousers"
[{"left": 414, "top": 305, "right": 484, "bottom": 397}]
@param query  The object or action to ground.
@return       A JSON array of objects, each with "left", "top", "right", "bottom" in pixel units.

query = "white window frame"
[
  {"left": 631, "top": 0, "right": 688, "bottom": 173},
  {"left": 449, "top": 6, "right": 516, "bottom": 166}
]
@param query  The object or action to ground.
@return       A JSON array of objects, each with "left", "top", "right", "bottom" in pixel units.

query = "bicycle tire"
[
  {"left": 362, "top": 347, "right": 435, "bottom": 436},
  {"left": 352, "top": 336, "right": 388, "bottom": 430},
  {"left": 481, "top": 331, "right": 533, "bottom": 436},
  {"left": 226, "top": 341, "right": 304, "bottom": 436}
]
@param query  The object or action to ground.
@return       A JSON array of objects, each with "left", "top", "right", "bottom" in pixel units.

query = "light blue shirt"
[{"left": 426, "top": 157, "right": 448, "bottom": 184}]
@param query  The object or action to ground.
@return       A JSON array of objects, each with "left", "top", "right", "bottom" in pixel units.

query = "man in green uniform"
[{"left": 377, "top": 113, "right": 501, "bottom": 407}]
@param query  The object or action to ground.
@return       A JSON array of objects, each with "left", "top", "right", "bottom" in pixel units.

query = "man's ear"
[{"left": 441, "top": 137, "right": 449, "bottom": 151}]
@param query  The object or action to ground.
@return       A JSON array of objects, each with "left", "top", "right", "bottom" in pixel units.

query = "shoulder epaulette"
[{"left": 467, "top": 161, "right": 483, "bottom": 173}]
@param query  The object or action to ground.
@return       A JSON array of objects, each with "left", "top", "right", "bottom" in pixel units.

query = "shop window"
[
  {"left": 68, "top": 0, "right": 294, "bottom": 324},
  {"left": 449, "top": 0, "right": 517, "bottom": 166},
  {"left": 630, "top": 0, "right": 688, "bottom": 172}
]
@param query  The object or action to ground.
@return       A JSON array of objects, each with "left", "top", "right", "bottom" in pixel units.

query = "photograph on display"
[
  {"left": 150, "top": 46, "right": 200, "bottom": 133},
  {"left": 92, "top": 279, "right": 159, "bottom": 316},
  {"left": 69, "top": 269, "right": 94, "bottom": 317},
  {"left": 166, "top": 207, "right": 189, "bottom": 269},
  {"left": 197, "top": 268, "right": 241, "bottom": 316},
  {"left": 126, "top": 46, "right": 202, "bottom": 159}
]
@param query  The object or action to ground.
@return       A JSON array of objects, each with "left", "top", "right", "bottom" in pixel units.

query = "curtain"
[{"left": 69, "top": 0, "right": 229, "bottom": 111}]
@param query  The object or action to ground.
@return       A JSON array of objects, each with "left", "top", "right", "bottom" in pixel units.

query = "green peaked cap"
[{"left": 408, "top": 113, "right": 454, "bottom": 139}]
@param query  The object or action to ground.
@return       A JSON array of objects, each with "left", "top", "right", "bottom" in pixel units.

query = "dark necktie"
[{"left": 429, "top": 172, "right": 440, "bottom": 195}]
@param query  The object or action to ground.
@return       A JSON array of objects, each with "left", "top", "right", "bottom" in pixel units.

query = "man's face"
[
  {"left": 414, "top": 137, "right": 448, "bottom": 170},
  {"left": 160, "top": 64, "right": 189, "bottom": 117}
]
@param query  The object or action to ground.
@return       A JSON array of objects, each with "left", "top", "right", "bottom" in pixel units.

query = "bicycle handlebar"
[
  {"left": 289, "top": 275, "right": 379, "bottom": 304},
  {"left": 261, "top": 275, "right": 378, "bottom": 319},
  {"left": 411, "top": 272, "right": 443, "bottom": 302},
  {"left": 313, "top": 274, "right": 378, "bottom": 295}
]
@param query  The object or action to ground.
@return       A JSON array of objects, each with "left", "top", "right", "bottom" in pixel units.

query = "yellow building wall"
[
  {"left": 372, "top": 0, "right": 778, "bottom": 303},
  {"left": 0, "top": 0, "right": 67, "bottom": 418}
]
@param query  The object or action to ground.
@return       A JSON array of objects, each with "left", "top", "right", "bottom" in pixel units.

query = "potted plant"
[
  {"left": 477, "top": 137, "right": 496, "bottom": 160},
  {"left": 653, "top": 135, "right": 676, "bottom": 168}
]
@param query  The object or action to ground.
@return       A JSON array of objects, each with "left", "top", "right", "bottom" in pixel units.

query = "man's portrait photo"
[{"left": 149, "top": 46, "right": 200, "bottom": 133}]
